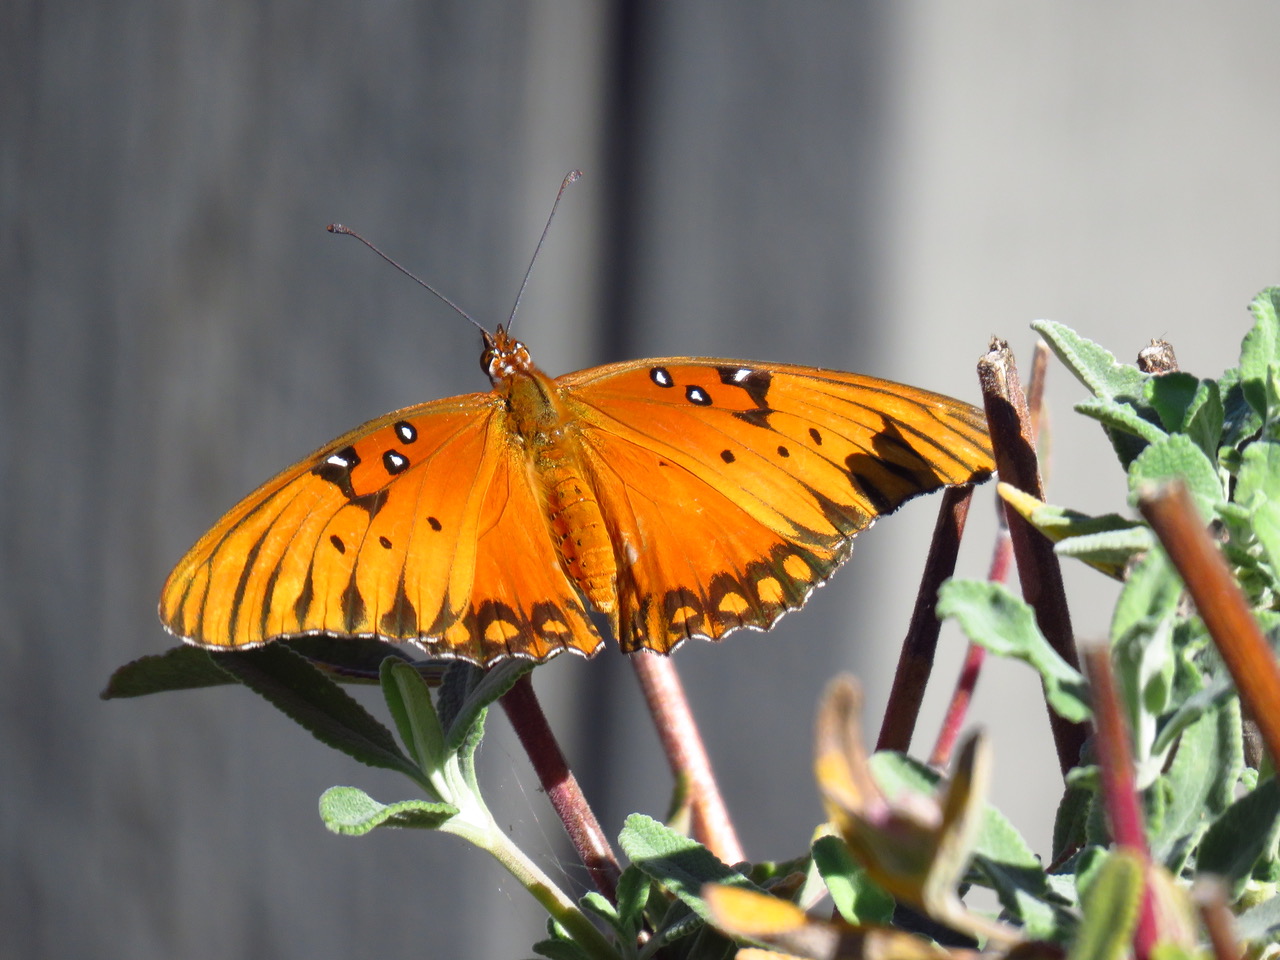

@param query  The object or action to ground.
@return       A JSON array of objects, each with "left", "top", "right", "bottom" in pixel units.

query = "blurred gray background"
[{"left": 4, "top": 3, "right": 1278, "bottom": 957}]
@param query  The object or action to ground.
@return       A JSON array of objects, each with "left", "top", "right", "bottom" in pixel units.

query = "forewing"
[
  {"left": 559, "top": 358, "right": 994, "bottom": 653},
  {"left": 160, "top": 393, "right": 600, "bottom": 663}
]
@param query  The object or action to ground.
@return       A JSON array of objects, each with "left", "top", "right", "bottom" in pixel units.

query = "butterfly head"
[{"left": 481, "top": 325, "right": 534, "bottom": 386}]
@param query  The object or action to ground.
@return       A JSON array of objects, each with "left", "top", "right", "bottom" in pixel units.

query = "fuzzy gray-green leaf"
[
  {"left": 319, "top": 786, "right": 457, "bottom": 835},
  {"left": 937, "top": 579, "right": 1091, "bottom": 722}
]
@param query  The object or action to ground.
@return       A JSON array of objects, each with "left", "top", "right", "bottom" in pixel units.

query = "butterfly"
[{"left": 160, "top": 325, "right": 995, "bottom": 666}]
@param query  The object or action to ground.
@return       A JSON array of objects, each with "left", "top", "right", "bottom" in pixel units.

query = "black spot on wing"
[
  {"left": 732, "top": 408, "right": 774, "bottom": 429},
  {"left": 350, "top": 488, "right": 389, "bottom": 518},
  {"left": 685, "top": 385, "right": 712, "bottom": 406},
  {"left": 341, "top": 568, "right": 366, "bottom": 632},
  {"left": 716, "top": 366, "right": 772, "bottom": 407},
  {"left": 378, "top": 536, "right": 393, "bottom": 549},
  {"left": 650, "top": 366, "right": 674, "bottom": 388},
  {"left": 315, "top": 445, "right": 360, "bottom": 496},
  {"left": 847, "top": 469, "right": 896, "bottom": 514},
  {"left": 259, "top": 563, "right": 282, "bottom": 639},
  {"left": 293, "top": 566, "right": 315, "bottom": 625},
  {"left": 329, "top": 534, "right": 346, "bottom": 554},
  {"left": 427, "top": 516, "right": 442, "bottom": 532},
  {"left": 720, "top": 449, "right": 735, "bottom": 464},
  {"left": 662, "top": 587, "right": 706, "bottom": 640},
  {"left": 394, "top": 420, "right": 418, "bottom": 444},
  {"left": 717, "top": 366, "right": 776, "bottom": 428},
  {"left": 383, "top": 450, "right": 409, "bottom": 475},
  {"left": 228, "top": 524, "right": 273, "bottom": 644},
  {"left": 381, "top": 576, "right": 417, "bottom": 636},
  {"left": 314, "top": 444, "right": 390, "bottom": 516}
]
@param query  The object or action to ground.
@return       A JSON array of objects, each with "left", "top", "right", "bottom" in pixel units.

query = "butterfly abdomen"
[{"left": 538, "top": 454, "right": 618, "bottom": 616}]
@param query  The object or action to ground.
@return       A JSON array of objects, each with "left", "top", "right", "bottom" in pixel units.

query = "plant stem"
[
  {"left": 500, "top": 674, "right": 621, "bottom": 901},
  {"left": 1138, "top": 480, "right": 1280, "bottom": 768},
  {"left": 1083, "top": 646, "right": 1157, "bottom": 960},
  {"left": 630, "top": 651, "right": 745, "bottom": 864},
  {"left": 978, "top": 338, "right": 1089, "bottom": 776},
  {"left": 446, "top": 817, "right": 620, "bottom": 960},
  {"left": 928, "top": 524, "right": 1011, "bottom": 767},
  {"left": 1193, "top": 878, "right": 1241, "bottom": 960},
  {"left": 876, "top": 484, "right": 975, "bottom": 753},
  {"left": 928, "top": 339, "right": 1043, "bottom": 768}
]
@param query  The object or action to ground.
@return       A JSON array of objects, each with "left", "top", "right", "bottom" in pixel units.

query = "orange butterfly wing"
[
  {"left": 160, "top": 391, "right": 602, "bottom": 663},
  {"left": 557, "top": 359, "right": 994, "bottom": 653},
  {"left": 162, "top": 335, "right": 993, "bottom": 665}
]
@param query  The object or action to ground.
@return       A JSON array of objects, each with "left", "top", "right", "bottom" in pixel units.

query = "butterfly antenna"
[
  {"left": 326, "top": 223, "right": 486, "bottom": 334},
  {"left": 505, "top": 169, "right": 582, "bottom": 333}
]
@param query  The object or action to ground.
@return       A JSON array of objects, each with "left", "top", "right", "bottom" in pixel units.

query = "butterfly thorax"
[{"left": 483, "top": 327, "right": 620, "bottom": 618}]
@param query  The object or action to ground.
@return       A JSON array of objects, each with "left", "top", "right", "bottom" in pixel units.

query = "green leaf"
[
  {"left": 811, "top": 835, "right": 894, "bottom": 925},
  {"left": 531, "top": 937, "right": 595, "bottom": 960},
  {"left": 1237, "top": 893, "right": 1280, "bottom": 944},
  {"left": 1075, "top": 397, "right": 1167, "bottom": 445},
  {"left": 1033, "top": 321, "right": 1149, "bottom": 402},
  {"left": 1220, "top": 367, "right": 1265, "bottom": 452},
  {"left": 101, "top": 645, "right": 236, "bottom": 698},
  {"left": 1242, "top": 288, "right": 1280, "bottom": 417},
  {"left": 1112, "top": 616, "right": 1175, "bottom": 787},
  {"left": 614, "top": 865, "right": 651, "bottom": 935},
  {"left": 1127, "top": 433, "right": 1224, "bottom": 521},
  {"left": 1254, "top": 501, "right": 1280, "bottom": 592},
  {"left": 1145, "top": 373, "right": 1201, "bottom": 433},
  {"left": 1199, "top": 778, "right": 1280, "bottom": 900},
  {"left": 439, "top": 659, "right": 534, "bottom": 752},
  {"left": 213, "top": 646, "right": 425, "bottom": 784},
  {"left": 381, "top": 660, "right": 447, "bottom": 775},
  {"left": 318, "top": 786, "right": 457, "bottom": 835},
  {"left": 1070, "top": 850, "right": 1144, "bottom": 960},
  {"left": 1184, "top": 381, "right": 1225, "bottom": 462},
  {"left": 936, "top": 579, "right": 1091, "bottom": 722},
  {"left": 1151, "top": 699, "right": 1243, "bottom": 871},
  {"left": 578, "top": 892, "right": 623, "bottom": 939},
  {"left": 618, "top": 814, "right": 763, "bottom": 923},
  {"left": 1052, "top": 786, "right": 1094, "bottom": 864},
  {"left": 1237, "top": 441, "right": 1280, "bottom": 508},
  {"left": 1152, "top": 676, "right": 1236, "bottom": 757},
  {"left": 1055, "top": 526, "right": 1153, "bottom": 575},
  {"left": 1111, "top": 549, "right": 1181, "bottom": 647}
]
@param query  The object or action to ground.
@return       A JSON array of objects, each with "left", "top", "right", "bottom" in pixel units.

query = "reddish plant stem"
[
  {"left": 500, "top": 674, "right": 621, "bottom": 901},
  {"left": 876, "top": 484, "right": 976, "bottom": 753},
  {"left": 1138, "top": 481, "right": 1280, "bottom": 768},
  {"left": 978, "top": 339, "right": 1088, "bottom": 776},
  {"left": 630, "top": 652, "right": 745, "bottom": 865},
  {"left": 1194, "top": 879, "right": 1242, "bottom": 960},
  {"left": 1026, "top": 339, "right": 1050, "bottom": 443},
  {"left": 1084, "top": 646, "right": 1157, "bottom": 960},
  {"left": 928, "top": 524, "right": 1012, "bottom": 767}
]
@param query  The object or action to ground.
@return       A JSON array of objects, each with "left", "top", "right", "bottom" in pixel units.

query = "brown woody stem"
[
  {"left": 630, "top": 652, "right": 745, "bottom": 864},
  {"left": 876, "top": 484, "right": 975, "bottom": 753},
  {"left": 500, "top": 674, "right": 621, "bottom": 901},
  {"left": 978, "top": 338, "right": 1089, "bottom": 776}
]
